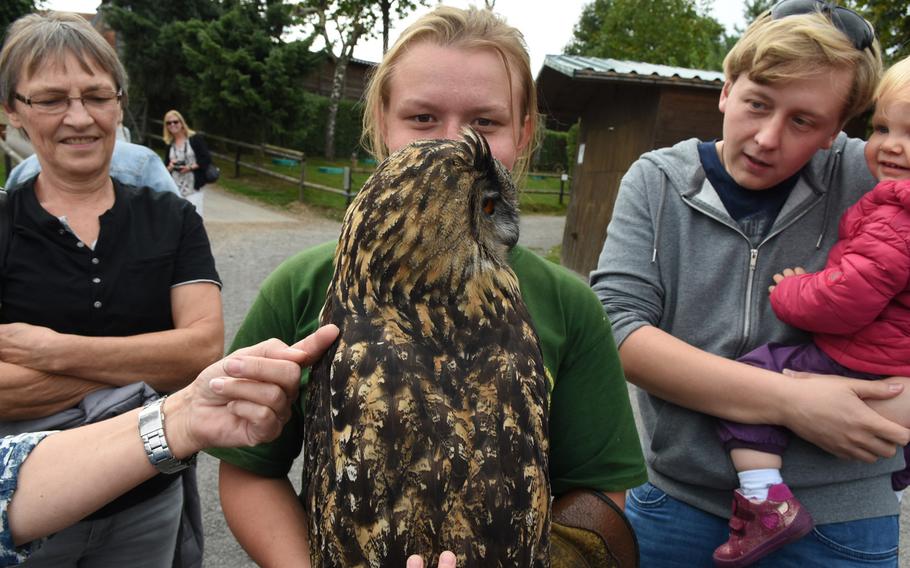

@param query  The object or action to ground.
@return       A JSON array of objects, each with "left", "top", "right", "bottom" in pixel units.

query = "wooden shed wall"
[
  {"left": 562, "top": 85, "right": 659, "bottom": 274},
  {"left": 561, "top": 84, "right": 722, "bottom": 275},
  {"left": 653, "top": 88, "right": 724, "bottom": 149},
  {"left": 300, "top": 60, "right": 374, "bottom": 101}
]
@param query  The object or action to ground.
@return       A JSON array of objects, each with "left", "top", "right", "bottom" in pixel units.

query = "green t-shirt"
[{"left": 208, "top": 242, "right": 646, "bottom": 495}]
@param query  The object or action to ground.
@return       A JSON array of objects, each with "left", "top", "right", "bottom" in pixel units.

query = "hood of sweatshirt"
[{"left": 633, "top": 134, "right": 867, "bottom": 261}]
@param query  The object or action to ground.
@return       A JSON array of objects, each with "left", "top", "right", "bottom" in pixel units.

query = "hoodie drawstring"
[
  {"left": 652, "top": 174, "right": 667, "bottom": 263},
  {"left": 814, "top": 148, "right": 841, "bottom": 249}
]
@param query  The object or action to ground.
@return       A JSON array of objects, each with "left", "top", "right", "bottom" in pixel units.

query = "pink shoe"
[{"left": 712, "top": 483, "right": 813, "bottom": 568}]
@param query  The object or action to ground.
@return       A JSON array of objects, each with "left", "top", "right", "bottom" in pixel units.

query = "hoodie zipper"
[
  {"left": 742, "top": 248, "right": 759, "bottom": 344},
  {"left": 681, "top": 194, "right": 825, "bottom": 355},
  {"left": 652, "top": 149, "right": 835, "bottom": 354},
  {"left": 735, "top": 200, "right": 827, "bottom": 353},
  {"left": 675, "top": 195, "right": 760, "bottom": 354}
]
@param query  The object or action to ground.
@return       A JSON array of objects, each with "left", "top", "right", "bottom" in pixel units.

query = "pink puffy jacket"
[{"left": 771, "top": 179, "right": 910, "bottom": 376}]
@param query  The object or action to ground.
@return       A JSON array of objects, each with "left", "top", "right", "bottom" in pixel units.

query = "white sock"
[
  {"left": 738, "top": 468, "right": 783, "bottom": 501},
  {"left": 896, "top": 490, "right": 904, "bottom": 503}
]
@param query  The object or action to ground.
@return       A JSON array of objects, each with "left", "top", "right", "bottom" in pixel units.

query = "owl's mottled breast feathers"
[{"left": 305, "top": 130, "right": 551, "bottom": 567}]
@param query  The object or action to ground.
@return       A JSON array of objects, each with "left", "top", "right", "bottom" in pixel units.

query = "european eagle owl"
[{"left": 304, "top": 129, "right": 551, "bottom": 567}]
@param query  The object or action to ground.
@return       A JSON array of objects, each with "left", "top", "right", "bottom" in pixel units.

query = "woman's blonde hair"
[
  {"left": 0, "top": 11, "right": 128, "bottom": 108},
  {"left": 163, "top": 109, "right": 195, "bottom": 144},
  {"left": 361, "top": 5, "right": 539, "bottom": 183},
  {"left": 875, "top": 56, "right": 910, "bottom": 106},
  {"left": 724, "top": 10, "right": 881, "bottom": 122}
]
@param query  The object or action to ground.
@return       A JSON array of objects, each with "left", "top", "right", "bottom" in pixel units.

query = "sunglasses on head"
[
  {"left": 771, "top": 0, "right": 875, "bottom": 52},
  {"left": 166, "top": 120, "right": 181, "bottom": 125}
]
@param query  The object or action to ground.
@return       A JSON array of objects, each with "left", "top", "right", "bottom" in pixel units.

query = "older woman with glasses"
[
  {"left": 0, "top": 12, "right": 223, "bottom": 568},
  {"left": 163, "top": 110, "right": 211, "bottom": 216}
]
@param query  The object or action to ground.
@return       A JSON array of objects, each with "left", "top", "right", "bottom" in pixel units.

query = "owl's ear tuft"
[{"left": 460, "top": 126, "right": 495, "bottom": 174}]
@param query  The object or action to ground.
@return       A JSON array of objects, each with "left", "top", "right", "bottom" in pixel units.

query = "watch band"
[{"left": 138, "top": 396, "right": 196, "bottom": 474}]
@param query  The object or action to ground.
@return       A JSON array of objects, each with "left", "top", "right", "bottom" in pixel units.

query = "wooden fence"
[
  {"left": 525, "top": 170, "right": 572, "bottom": 204},
  {"left": 1, "top": 120, "right": 570, "bottom": 205},
  {"left": 148, "top": 118, "right": 364, "bottom": 205},
  {"left": 147, "top": 119, "right": 571, "bottom": 205}
]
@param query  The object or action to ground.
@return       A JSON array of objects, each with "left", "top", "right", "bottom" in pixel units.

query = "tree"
[
  {"left": 742, "top": 0, "right": 774, "bottom": 24},
  {"left": 854, "top": 0, "right": 910, "bottom": 63},
  {"left": 725, "top": 0, "right": 772, "bottom": 49},
  {"left": 174, "top": 0, "right": 319, "bottom": 142},
  {"left": 297, "top": 0, "right": 428, "bottom": 159},
  {"left": 102, "top": 0, "right": 223, "bottom": 138},
  {"left": 296, "top": 0, "right": 378, "bottom": 160},
  {"left": 103, "top": 0, "right": 319, "bottom": 146},
  {"left": 377, "top": 0, "right": 428, "bottom": 54},
  {"left": 565, "top": 0, "right": 729, "bottom": 71},
  {"left": 1, "top": 0, "right": 40, "bottom": 41}
]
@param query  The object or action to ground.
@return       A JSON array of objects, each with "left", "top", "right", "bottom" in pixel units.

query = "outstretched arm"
[{"left": 6, "top": 326, "right": 338, "bottom": 547}]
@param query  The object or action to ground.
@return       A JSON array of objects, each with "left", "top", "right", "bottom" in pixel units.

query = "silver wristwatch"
[{"left": 139, "top": 396, "right": 196, "bottom": 474}]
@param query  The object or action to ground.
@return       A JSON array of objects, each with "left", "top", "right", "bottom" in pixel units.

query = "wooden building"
[
  {"left": 301, "top": 56, "right": 376, "bottom": 101},
  {"left": 537, "top": 55, "right": 725, "bottom": 275}
]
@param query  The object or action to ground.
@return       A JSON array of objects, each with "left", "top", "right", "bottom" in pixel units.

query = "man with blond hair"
[{"left": 592, "top": 1, "right": 907, "bottom": 565}]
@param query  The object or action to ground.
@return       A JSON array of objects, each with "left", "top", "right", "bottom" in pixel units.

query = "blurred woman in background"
[{"left": 163, "top": 109, "right": 211, "bottom": 216}]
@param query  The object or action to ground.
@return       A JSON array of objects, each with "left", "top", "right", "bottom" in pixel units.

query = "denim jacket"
[
  {"left": 5, "top": 141, "right": 179, "bottom": 196},
  {"left": 1, "top": 432, "right": 52, "bottom": 566}
]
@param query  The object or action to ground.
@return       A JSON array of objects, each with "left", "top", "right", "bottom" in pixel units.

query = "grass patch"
[
  {"left": 216, "top": 168, "right": 298, "bottom": 208},
  {"left": 215, "top": 156, "right": 365, "bottom": 214},
  {"left": 519, "top": 189, "right": 569, "bottom": 214},
  {"left": 521, "top": 174, "right": 570, "bottom": 214}
]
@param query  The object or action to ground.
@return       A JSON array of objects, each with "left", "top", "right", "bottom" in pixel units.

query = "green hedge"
[
  {"left": 535, "top": 129, "right": 568, "bottom": 172},
  {"left": 287, "top": 93, "right": 365, "bottom": 158}
]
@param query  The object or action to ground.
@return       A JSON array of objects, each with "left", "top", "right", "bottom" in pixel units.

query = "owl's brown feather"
[{"left": 304, "top": 130, "right": 550, "bottom": 567}]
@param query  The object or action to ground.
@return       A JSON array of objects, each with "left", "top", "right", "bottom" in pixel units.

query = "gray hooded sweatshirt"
[{"left": 590, "top": 135, "right": 902, "bottom": 524}]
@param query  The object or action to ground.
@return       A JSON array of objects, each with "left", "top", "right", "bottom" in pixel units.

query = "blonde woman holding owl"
[
  {"left": 163, "top": 109, "right": 211, "bottom": 216},
  {"left": 210, "top": 5, "right": 646, "bottom": 565}
]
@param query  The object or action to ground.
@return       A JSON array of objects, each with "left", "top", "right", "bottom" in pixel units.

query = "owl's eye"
[{"left": 482, "top": 197, "right": 496, "bottom": 215}]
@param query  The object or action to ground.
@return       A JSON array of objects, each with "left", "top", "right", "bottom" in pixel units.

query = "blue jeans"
[{"left": 626, "top": 482, "right": 899, "bottom": 567}]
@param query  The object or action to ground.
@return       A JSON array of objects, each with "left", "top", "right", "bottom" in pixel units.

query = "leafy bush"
[
  {"left": 535, "top": 129, "right": 568, "bottom": 172},
  {"left": 289, "top": 93, "right": 365, "bottom": 158}
]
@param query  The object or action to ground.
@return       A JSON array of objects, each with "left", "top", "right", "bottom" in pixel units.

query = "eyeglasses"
[
  {"left": 14, "top": 88, "right": 122, "bottom": 115},
  {"left": 165, "top": 120, "right": 181, "bottom": 126},
  {"left": 771, "top": 0, "right": 875, "bottom": 53}
]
